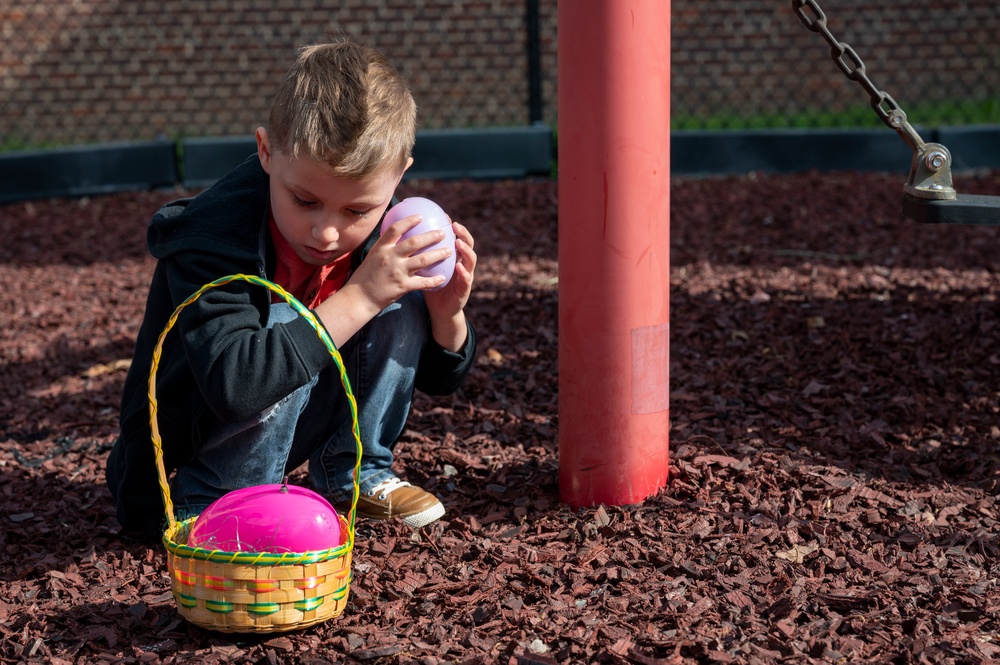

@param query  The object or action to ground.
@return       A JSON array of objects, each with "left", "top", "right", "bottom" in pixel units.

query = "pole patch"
[{"left": 631, "top": 321, "right": 669, "bottom": 415}]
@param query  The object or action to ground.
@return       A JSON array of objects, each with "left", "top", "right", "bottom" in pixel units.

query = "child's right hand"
[
  {"left": 354, "top": 213, "right": 453, "bottom": 308},
  {"left": 313, "top": 214, "right": 452, "bottom": 347}
]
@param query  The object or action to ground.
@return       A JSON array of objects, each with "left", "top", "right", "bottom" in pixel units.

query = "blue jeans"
[{"left": 170, "top": 292, "right": 428, "bottom": 516}]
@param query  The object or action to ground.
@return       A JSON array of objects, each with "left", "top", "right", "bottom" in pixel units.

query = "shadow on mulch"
[
  {"left": 672, "top": 283, "right": 1000, "bottom": 489},
  {"left": 0, "top": 342, "right": 130, "bottom": 447}
]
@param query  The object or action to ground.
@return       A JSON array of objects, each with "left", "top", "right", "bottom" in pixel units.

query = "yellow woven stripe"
[
  {"left": 165, "top": 541, "right": 350, "bottom": 566},
  {"left": 175, "top": 593, "right": 198, "bottom": 608},
  {"left": 247, "top": 602, "right": 281, "bottom": 616},
  {"left": 295, "top": 596, "right": 324, "bottom": 612},
  {"left": 174, "top": 569, "right": 197, "bottom": 586},
  {"left": 294, "top": 576, "right": 325, "bottom": 590},
  {"left": 204, "top": 575, "right": 235, "bottom": 591},
  {"left": 205, "top": 599, "right": 235, "bottom": 613}
]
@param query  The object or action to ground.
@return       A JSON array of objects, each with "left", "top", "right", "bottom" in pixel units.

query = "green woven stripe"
[
  {"left": 247, "top": 602, "right": 280, "bottom": 616},
  {"left": 176, "top": 592, "right": 198, "bottom": 608},
  {"left": 205, "top": 599, "right": 235, "bottom": 613},
  {"left": 294, "top": 596, "right": 324, "bottom": 612},
  {"left": 166, "top": 537, "right": 351, "bottom": 565}
]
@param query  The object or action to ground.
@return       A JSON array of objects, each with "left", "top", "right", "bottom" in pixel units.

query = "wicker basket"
[{"left": 148, "top": 274, "right": 362, "bottom": 633}]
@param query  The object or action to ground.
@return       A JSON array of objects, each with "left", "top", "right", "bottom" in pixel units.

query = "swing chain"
[
  {"left": 793, "top": 0, "right": 1000, "bottom": 224},
  {"left": 791, "top": 0, "right": 991, "bottom": 219},
  {"left": 792, "top": 0, "right": 926, "bottom": 153}
]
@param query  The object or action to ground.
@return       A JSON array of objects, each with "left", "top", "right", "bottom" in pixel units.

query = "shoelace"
[{"left": 366, "top": 477, "right": 412, "bottom": 501}]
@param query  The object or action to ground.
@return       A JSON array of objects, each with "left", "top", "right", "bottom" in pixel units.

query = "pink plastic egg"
[
  {"left": 187, "top": 484, "right": 342, "bottom": 553},
  {"left": 381, "top": 197, "right": 456, "bottom": 291}
]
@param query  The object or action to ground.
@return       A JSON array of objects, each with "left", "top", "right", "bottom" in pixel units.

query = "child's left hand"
[{"left": 424, "top": 221, "right": 477, "bottom": 351}]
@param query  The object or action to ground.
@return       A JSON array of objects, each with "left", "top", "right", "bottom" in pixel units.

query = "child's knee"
[{"left": 267, "top": 302, "right": 300, "bottom": 327}]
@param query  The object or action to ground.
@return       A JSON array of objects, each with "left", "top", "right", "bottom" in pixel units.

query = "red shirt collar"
[{"left": 269, "top": 216, "right": 352, "bottom": 309}]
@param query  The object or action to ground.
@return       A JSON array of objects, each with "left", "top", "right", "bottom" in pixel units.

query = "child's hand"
[
  {"left": 352, "top": 214, "right": 455, "bottom": 310},
  {"left": 317, "top": 214, "right": 454, "bottom": 348},
  {"left": 424, "top": 221, "right": 477, "bottom": 352}
]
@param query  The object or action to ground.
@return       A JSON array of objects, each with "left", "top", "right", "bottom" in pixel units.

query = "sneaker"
[{"left": 345, "top": 477, "right": 445, "bottom": 529}]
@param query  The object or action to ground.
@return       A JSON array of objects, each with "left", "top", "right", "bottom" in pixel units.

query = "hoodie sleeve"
[
  {"left": 415, "top": 318, "right": 478, "bottom": 396},
  {"left": 162, "top": 255, "right": 336, "bottom": 423}
]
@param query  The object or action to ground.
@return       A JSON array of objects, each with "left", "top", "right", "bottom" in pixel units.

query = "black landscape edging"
[
  {"left": 934, "top": 125, "right": 1000, "bottom": 172},
  {"left": 0, "top": 141, "right": 177, "bottom": 205},
  {"left": 671, "top": 128, "right": 915, "bottom": 176},
  {"left": 671, "top": 126, "right": 1000, "bottom": 177},
  {"left": 407, "top": 125, "right": 554, "bottom": 182},
  {"left": 180, "top": 136, "right": 258, "bottom": 189}
]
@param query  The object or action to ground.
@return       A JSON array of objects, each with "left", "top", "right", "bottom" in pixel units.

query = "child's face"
[{"left": 256, "top": 128, "right": 407, "bottom": 266}]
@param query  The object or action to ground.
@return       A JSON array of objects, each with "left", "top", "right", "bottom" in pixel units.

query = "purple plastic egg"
[
  {"left": 187, "top": 484, "right": 342, "bottom": 553},
  {"left": 380, "top": 197, "right": 456, "bottom": 291}
]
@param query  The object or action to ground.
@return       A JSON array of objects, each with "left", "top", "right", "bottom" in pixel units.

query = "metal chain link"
[{"left": 792, "top": 0, "right": 925, "bottom": 152}]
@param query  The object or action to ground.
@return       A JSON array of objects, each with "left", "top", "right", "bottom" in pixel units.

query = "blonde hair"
[{"left": 267, "top": 40, "right": 416, "bottom": 178}]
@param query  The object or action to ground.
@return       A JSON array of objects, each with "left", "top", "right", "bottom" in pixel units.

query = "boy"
[{"left": 105, "top": 40, "right": 478, "bottom": 541}]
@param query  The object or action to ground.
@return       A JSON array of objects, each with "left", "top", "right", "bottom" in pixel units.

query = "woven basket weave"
[{"left": 148, "top": 274, "right": 361, "bottom": 633}]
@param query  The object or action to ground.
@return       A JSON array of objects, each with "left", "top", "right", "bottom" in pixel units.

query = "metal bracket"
[
  {"left": 901, "top": 142, "right": 1000, "bottom": 226},
  {"left": 903, "top": 142, "right": 955, "bottom": 201}
]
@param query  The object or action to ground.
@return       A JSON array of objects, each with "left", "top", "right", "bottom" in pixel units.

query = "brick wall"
[
  {"left": 1, "top": 1, "right": 997, "bottom": 148},
  {"left": 0, "top": 0, "right": 559, "bottom": 147}
]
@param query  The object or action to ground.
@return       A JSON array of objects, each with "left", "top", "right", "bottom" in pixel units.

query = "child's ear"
[
  {"left": 256, "top": 127, "right": 272, "bottom": 174},
  {"left": 396, "top": 156, "right": 414, "bottom": 186}
]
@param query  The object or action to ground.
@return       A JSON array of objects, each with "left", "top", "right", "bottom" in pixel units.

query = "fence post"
[
  {"left": 525, "top": 0, "right": 543, "bottom": 124},
  {"left": 557, "top": 0, "right": 671, "bottom": 508}
]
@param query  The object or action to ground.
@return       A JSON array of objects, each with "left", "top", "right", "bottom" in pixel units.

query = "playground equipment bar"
[{"left": 557, "top": 1, "right": 671, "bottom": 508}]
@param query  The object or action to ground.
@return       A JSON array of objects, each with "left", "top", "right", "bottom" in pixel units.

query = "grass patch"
[{"left": 672, "top": 98, "right": 1000, "bottom": 131}]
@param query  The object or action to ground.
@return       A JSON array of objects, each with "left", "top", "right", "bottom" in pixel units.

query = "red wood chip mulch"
[{"left": 2, "top": 170, "right": 999, "bottom": 664}]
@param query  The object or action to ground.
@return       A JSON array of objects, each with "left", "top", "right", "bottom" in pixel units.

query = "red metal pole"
[{"left": 558, "top": 0, "right": 670, "bottom": 507}]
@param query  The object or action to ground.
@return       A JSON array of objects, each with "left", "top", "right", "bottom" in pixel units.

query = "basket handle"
[{"left": 147, "top": 274, "right": 362, "bottom": 534}]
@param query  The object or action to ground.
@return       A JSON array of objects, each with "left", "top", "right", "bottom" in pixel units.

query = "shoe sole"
[{"left": 400, "top": 501, "right": 446, "bottom": 529}]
